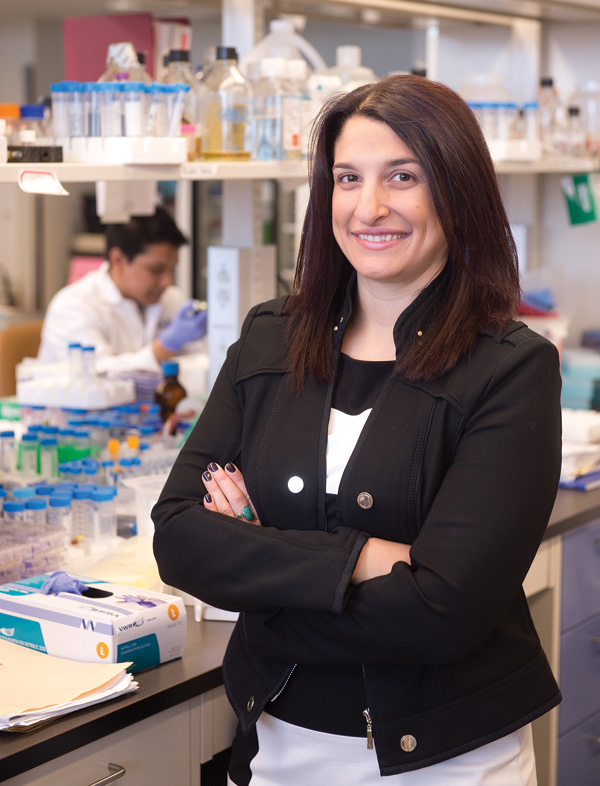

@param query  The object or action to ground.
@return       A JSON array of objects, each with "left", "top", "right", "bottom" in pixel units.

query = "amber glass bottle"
[{"left": 155, "top": 361, "right": 187, "bottom": 423}]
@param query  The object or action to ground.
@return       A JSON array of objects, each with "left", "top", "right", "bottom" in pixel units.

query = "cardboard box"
[{"left": 0, "top": 573, "right": 186, "bottom": 673}]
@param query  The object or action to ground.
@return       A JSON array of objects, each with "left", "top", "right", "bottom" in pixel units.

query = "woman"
[{"left": 153, "top": 75, "right": 562, "bottom": 785}]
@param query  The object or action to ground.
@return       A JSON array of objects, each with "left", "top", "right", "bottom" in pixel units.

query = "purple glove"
[
  {"left": 159, "top": 299, "right": 208, "bottom": 353},
  {"left": 41, "top": 571, "right": 88, "bottom": 595}
]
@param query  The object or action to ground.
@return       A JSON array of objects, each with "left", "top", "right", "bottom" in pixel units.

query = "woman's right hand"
[
  {"left": 202, "top": 462, "right": 261, "bottom": 526},
  {"left": 351, "top": 537, "right": 411, "bottom": 584}
]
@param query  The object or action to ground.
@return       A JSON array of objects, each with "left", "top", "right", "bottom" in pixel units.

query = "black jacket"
[{"left": 153, "top": 275, "right": 562, "bottom": 775}]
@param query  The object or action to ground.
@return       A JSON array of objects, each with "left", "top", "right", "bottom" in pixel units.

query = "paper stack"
[{"left": 0, "top": 638, "right": 137, "bottom": 731}]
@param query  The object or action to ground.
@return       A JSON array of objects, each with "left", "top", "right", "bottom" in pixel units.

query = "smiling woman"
[{"left": 153, "top": 75, "right": 562, "bottom": 786}]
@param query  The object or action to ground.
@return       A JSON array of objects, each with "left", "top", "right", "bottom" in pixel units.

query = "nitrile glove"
[{"left": 159, "top": 299, "right": 208, "bottom": 352}]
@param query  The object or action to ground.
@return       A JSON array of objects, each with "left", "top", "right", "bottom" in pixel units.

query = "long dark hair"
[{"left": 286, "top": 75, "right": 520, "bottom": 388}]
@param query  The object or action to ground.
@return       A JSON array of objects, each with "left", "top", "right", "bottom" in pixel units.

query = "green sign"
[{"left": 561, "top": 173, "right": 600, "bottom": 225}]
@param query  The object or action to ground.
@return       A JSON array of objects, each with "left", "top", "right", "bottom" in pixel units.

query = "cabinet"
[
  {"left": 1, "top": 686, "right": 237, "bottom": 786},
  {"left": 557, "top": 517, "right": 600, "bottom": 784}
]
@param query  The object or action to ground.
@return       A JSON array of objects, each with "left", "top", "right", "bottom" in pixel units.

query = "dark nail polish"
[
  {"left": 203, "top": 471, "right": 212, "bottom": 482},
  {"left": 204, "top": 493, "right": 212, "bottom": 504},
  {"left": 207, "top": 462, "right": 218, "bottom": 473},
  {"left": 225, "top": 463, "right": 236, "bottom": 473}
]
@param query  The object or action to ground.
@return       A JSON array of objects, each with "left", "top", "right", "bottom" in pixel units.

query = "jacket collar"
[{"left": 334, "top": 265, "right": 450, "bottom": 359}]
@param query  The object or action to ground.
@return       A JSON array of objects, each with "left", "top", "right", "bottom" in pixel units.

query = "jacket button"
[
  {"left": 246, "top": 696, "right": 255, "bottom": 712},
  {"left": 357, "top": 492, "right": 374, "bottom": 509},
  {"left": 287, "top": 476, "right": 304, "bottom": 493},
  {"left": 400, "top": 734, "right": 417, "bottom": 752}
]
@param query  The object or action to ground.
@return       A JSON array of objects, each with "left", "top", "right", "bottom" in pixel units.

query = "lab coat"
[{"left": 37, "top": 261, "right": 186, "bottom": 373}]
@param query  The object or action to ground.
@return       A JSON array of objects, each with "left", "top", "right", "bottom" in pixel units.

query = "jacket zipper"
[
  {"left": 363, "top": 708, "right": 374, "bottom": 749},
  {"left": 362, "top": 664, "right": 373, "bottom": 749},
  {"left": 270, "top": 663, "right": 297, "bottom": 701}
]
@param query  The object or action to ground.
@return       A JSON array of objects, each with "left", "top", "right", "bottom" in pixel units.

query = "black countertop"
[
  {"left": 546, "top": 485, "right": 600, "bottom": 539},
  {"left": 2, "top": 486, "right": 600, "bottom": 782},
  {"left": 0, "top": 620, "right": 235, "bottom": 782}
]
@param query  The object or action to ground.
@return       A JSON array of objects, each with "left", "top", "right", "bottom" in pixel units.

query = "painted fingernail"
[
  {"left": 204, "top": 493, "right": 212, "bottom": 504},
  {"left": 225, "top": 463, "right": 236, "bottom": 473},
  {"left": 203, "top": 471, "right": 212, "bottom": 482},
  {"left": 207, "top": 462, "right": 218, "bottom": 473}
]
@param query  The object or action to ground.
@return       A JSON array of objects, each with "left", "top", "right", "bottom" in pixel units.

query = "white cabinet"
[{"left": 2, "top": 687, "right": 237, "bottom": 786}]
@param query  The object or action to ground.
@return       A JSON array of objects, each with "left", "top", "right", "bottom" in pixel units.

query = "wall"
[{"left": 541, "top": 22, "right": 600, "bottom": 345}]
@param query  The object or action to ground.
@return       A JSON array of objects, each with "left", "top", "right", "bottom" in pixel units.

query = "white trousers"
[{"left": 229, "top": 713, "right": 537, "bottom": 786}]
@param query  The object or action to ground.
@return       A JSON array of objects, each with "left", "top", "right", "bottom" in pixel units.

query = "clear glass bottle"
[
  {"left": 567, "top": 106, "right": 586, "bottom": 156},
  {"left": 162, "top": 49, "right": 206, "bottom": 157},
  {"left": 252, "top": 57, "right": 288, "bottom": 161},
  {"left": 282, "top": 59, "right": 305, "bottom": 161},
  {"left": 537, "top": 76, "right": 564, "bottom": 155},
  {"left": 203, "top": 46, "right": 252, "bottom": 161},
  {"left": 155, "top": 361, "right": 187, "bottom": 423},
  {"left": 99, "top": 42, "right": 148, "bottom": 83}
]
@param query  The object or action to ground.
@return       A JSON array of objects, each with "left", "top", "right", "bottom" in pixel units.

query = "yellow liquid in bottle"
[{"left": 204, "top": 103, "right": 251, "bottom": 160}]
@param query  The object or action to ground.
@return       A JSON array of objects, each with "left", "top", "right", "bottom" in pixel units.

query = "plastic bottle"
[
  {"left": 145, "top": 83, "right": 169, "bottom": 137},
  {"left": 25, "top": 498, "right": 47, "bottom": 525},
  {"left": 99, "top": 42, "right": 148, "bottom": 82},
  {"left": 121, "top": 82, "right": 145, "bottom": 136},
  {"left": 72, "top": 489, "right": 94, "bottom": 541},
  {"left": 162, "top": 49, "right": 206, "bottom": 155},
  {"left": 252, "top": 57, "right": 288, "bottom": 161},
  {"left": 4, "top": 500, "right": 26, "bottom": 523},
  {"left": 0, "top": 119, "right": 7, "bottom": 164},
  {"left": 92, "top": 488, "right": 117, "bottom": 540},
  {"left": 327, "top": 45, "right": 376, "bottom": 92},
  {"left": 47, "top": 494, "right": 72, "bottom": 541},
  {"left": 0, "top": 486, "right": 6, "bottom": 517},
  {"left": 97, "top": 83, "right": 122, "bottom": 137},
  {"left": 0, "top": 430, "right": 16, "bottom": 476},
  {"left": 50, "top": 84, "right": 70, "bottom": 138},
  {"left": 39, "top": 437, "right": 59, "bottom": 479},
  {"left": 0, "top": 104, "right": 21, "bottom": 145},
  {"left": 81, "top": 346, "right": 97, "bottom": 380},
  {"left": 19, "top": 105, "right": 47, "bottom": 142},
  {"left": 239, "top": 18, "right": 327, "bottom": 77},
  {"left": 20, "top": 434, "right": 39, "bottom": 477},
  {"left": 155, "top": 361, "right": 187, "bottom": 423},
  {"left": 203, "top": 46, "right": 252, "bottom": 161}
]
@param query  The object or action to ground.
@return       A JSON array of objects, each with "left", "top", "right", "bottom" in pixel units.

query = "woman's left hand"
[{"left": 202, "top": 462, "right": 261, "bottom": 526}]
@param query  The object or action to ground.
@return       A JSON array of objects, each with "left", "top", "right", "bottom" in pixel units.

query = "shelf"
[
  {"left": 495, "top": 155, "right": 600, "bottom": 174},
  {"left": 0, "top": 160, "right": 309, "bottom": 186},
  {"left": 0, "top": 155, "right": 597, "bottom": 190}
]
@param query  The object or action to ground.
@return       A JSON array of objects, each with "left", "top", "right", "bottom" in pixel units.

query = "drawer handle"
[{"left": 86, "top": 763, "right": 126, "bottom": 786}]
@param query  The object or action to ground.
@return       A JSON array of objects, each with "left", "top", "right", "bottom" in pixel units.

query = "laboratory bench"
[
  {"left": 0, "top": 486, "right": 599, "bottom": 786},
  {"left": 0, "top": 620, "right": 236, "bottom": 785}
]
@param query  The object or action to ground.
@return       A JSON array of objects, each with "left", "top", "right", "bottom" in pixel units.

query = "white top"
[
  {"left": 326, "top": 407, "right": 371, "bottom": 494},
  {"left": 37, "top": 261, "right": 187, "bottom": 373}
]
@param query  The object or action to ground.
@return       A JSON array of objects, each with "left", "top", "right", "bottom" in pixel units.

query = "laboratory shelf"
[
  {"left": 0, "top": 155, "right": 597, "bottom": 189},
  {"left": 0, "top": 159, "right": 309, "bottom": 185}
]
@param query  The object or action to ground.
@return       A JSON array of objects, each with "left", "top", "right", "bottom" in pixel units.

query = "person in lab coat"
[{"left": 37, "top": 206, "right": 207, "bottom": 373}]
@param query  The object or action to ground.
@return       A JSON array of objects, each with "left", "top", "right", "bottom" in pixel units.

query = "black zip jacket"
[{"left": 153, "top": 274, "right": 562, "bottom": 775}]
